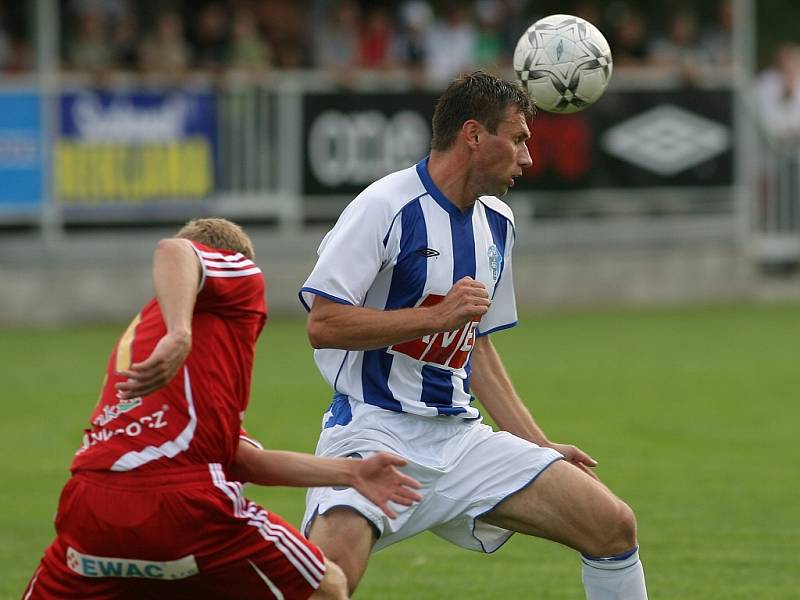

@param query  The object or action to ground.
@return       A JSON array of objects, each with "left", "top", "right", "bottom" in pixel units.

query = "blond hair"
[{"left": 176, "top": 217, "right": 255, "bottom": 259}]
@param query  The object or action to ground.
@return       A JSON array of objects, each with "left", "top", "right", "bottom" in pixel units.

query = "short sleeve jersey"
[
  {"left": 300, "top": 157, "right": 517, "bottom": 419},
  {"left": 71, "top": 241, "right": 267, "bottom": 473}
]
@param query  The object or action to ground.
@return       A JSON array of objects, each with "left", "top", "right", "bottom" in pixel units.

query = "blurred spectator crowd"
[{"left": 0, "top": 0, "right": 743, "bottom": 86}]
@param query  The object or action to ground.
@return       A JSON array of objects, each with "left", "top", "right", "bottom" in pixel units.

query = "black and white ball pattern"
[{"left": 514, "top": 14, "right": 613, "bottom": 114}]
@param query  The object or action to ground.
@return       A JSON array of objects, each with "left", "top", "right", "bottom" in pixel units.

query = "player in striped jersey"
[
  {"left": 300, "top": 72, "right": 649, "bottom": 599},
  {"left": 23, "top": 218, "right": 420, "bottom": 600}
]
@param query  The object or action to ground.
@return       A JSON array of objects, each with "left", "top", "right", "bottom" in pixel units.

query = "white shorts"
[{"left": 302, "top": 399, "right": 563, "bottom": 553}]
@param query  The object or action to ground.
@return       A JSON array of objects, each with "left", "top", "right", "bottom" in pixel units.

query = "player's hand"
[
  {"left": 548, "top": 442, "right": 599, "bottom": 480},
  {"left": 115, "top": 330, "right": 192, "bottom": 399},
  {"left": 433, "top": 277, "right": 491, "bottom": 331},
  {"left": 351, "top": 453, "right": 422, "bottom": 519}
]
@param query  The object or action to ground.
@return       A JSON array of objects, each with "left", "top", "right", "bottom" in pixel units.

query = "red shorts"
[{"left": 23, "top": 465, "right": 326, "bottom": 600}]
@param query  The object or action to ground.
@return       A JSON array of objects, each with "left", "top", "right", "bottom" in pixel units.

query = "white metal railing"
[
  {"left": 754, "top": 138, "right": 800, "bottom": 263},
  {"left": 217, "top": 83, "right": 274, "bottom": 194}
]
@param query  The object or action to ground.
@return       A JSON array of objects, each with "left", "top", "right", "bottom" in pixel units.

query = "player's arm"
[
  {"left": 470, "top": 335, "right": 599, "bottom": 477},
  {"left": 116, "top": 238, "right": 200, "bottom": 399},
  {"left": 307, "top": 277, "right": 491, "bottom": 351},
  {"left": 231, "top": 441, "right": 422, "bottom": 519}
]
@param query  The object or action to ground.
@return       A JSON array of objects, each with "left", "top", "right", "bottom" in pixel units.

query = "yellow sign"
[{"left": 56, "top": 138, "right": 212, "bottom": 202}]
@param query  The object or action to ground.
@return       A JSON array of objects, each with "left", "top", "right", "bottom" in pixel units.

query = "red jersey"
[{"left": 71, "top": 241, "right": 267, "bottom": 473}]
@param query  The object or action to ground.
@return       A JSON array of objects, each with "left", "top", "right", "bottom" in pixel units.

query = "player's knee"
[
  {"left": 615, "top": 501, "right": 638, "bottom": 549},
  {"left": 586, "top": 499, "right": 638, "bottom": 558},
  {"left": 311, "top": 559, "right": 349, "bottom": 600}
]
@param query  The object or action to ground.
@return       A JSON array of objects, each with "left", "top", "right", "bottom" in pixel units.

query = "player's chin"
[{"left": 501, "top": 177, "right": 519, "bottom": 196}]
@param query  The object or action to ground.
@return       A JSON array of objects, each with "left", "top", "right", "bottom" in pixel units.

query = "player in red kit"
[{"left": 23, "top": 218, "right": 421, "bottom": 600}]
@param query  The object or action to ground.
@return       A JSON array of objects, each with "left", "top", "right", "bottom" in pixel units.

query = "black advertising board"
[
  {"left": 302, "top": 88, "right": 733, "bottom": 196},
  {"left": 517, "top": 88, "right": 733, "bottom": 190},
  {"left": 302, "top": 92, "right": 437, "bottom": 196}
]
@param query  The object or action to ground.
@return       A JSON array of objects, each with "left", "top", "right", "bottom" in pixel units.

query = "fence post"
[
  {"left": 274, "top": 79, "right": 303, "bottom": 233},
  {"left": 36, "top": 0, "right": 63, "bottom": 249}
]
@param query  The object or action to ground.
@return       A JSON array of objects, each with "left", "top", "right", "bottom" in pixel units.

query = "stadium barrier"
[
  {"left": 0, "top": 75, "right": 739, "bottom": 228},
  {"left": 753, "top": 137, "right": 800, "bottom": 265},
  {"left": 4, "top": 73, "right": 800, "bottom": 324}
]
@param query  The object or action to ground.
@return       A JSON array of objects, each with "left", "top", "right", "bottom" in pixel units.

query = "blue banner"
[
  {"left": 57, "top": 90, "right": 216, "bottom": 204},
  {"left": 0, "top": 92, "right": 43, "bottom": 212}
]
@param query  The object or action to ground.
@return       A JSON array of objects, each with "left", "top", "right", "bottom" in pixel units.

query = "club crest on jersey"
[{"left": 487, "top": 245, "right": 502, "bottom": 281}]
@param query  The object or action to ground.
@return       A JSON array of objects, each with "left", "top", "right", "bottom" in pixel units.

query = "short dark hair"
[{"left": 430, "top": 71, "right": 534, "bottom": 152}]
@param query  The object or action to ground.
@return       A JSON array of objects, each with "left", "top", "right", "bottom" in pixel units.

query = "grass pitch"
[{"left": 2, "top": 304, "right": 798, "bottom": 599}]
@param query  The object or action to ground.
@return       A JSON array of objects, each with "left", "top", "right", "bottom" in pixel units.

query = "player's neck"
[{"left": 427, "top": 151, "right": 478, "bottom": 213}]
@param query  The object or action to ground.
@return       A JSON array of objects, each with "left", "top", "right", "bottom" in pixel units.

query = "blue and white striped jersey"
[{"left": 300, "top": 157, "right": 517, "bottom": 420}]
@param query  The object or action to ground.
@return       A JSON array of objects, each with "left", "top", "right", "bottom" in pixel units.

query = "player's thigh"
[
  {"left": 479, "top": 459, "right": 637, "bottom": 557},
  {"left": 180, "top": 550, "right": 324, "bottom": 600},
  {"left": 23, "top": 565, "right": 118, "bottom": 600},
  {"left": 307, "top": 507, "right": 376, "bottom": 592},
  {"left": 22, "top": 539, "right": 145, "bottom": 600}
]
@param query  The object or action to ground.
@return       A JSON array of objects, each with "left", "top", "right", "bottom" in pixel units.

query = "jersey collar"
[{"left": 416, "top": 156, "right": 474, "bottom": 221}]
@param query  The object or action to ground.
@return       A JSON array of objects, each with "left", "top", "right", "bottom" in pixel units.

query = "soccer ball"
[{"left": 513, "top": 14, "right": 613, "bottom": 114}]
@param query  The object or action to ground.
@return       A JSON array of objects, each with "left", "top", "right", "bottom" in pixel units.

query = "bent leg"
[
  {"left": 480, "top": 460, "right": 636, "bottom": 557},
  {"left": 307, "top": 508, "right": 377, "bottom": 595},
  {"left": 480, "top": 460, "right": 647, "bottom": 599}
]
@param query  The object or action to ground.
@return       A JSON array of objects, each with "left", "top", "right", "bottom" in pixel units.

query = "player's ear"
[{"left": 462, "top": 120, "right": 482, "bottom": 149}]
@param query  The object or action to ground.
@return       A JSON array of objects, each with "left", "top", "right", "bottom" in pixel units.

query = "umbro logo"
[{"left": 415, "top": 247, "right": 440, "bottom": 258}]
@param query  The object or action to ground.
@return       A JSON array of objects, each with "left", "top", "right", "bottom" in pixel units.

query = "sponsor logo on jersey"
[
  {"left": 79, "top": 407, "right": 169, "bottom": 453},
  {"left": 93, "top": 398, "right": 143, "bottom": 427},
  {"left": 66, "top": 546, "right": 199, "bottom": 580},
  {"left": 389, "top": 294, "right": 478, "bottom": 369}
]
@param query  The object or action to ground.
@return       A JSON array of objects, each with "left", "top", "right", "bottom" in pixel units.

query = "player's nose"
[{"left": 518, "top": 141, "right": 533, "bottom": 168}]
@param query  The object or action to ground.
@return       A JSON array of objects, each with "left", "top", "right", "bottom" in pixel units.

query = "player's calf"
[{"left": 581, "top": 545, "right": 648, "bottom": 600}]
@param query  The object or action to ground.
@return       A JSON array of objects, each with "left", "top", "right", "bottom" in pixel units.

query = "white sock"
[{"left": 581, "top": 547, "right": 648, "bottom": 600}]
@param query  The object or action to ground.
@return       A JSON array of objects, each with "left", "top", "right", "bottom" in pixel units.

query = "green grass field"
[{"left": 2, "top": 304, "right": 798, "bottom": 599}]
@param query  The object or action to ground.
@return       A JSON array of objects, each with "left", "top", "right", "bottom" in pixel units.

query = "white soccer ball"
[{"left": 513, "top": 14, "right": 613, "bottom": 114}]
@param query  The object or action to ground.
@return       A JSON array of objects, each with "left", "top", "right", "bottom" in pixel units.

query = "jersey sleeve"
[
  {"left": 300, "top": 197, "right": 390, "bottom": 310},
  {"left": 477, "top": 225, "right": 517, "bottom": 336}
]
